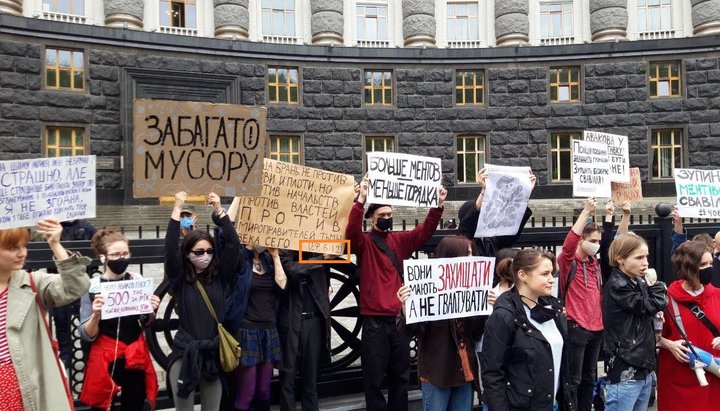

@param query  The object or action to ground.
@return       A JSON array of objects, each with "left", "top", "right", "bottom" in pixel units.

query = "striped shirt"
[{"left": 0, "top": 288, "right": 10, "bottom": 365}]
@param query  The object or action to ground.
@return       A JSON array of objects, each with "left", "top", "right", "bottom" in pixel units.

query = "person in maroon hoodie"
[{"left": 346, "top": 175, "right": 446, "bottom": 411}]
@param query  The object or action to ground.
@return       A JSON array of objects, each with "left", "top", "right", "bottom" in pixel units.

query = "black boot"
[{"left": 253, "top": 399, "right": 271, "bottom": 411}]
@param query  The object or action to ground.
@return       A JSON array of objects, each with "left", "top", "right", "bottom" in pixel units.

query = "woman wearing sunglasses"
[
  {"left": 164, "top": 191, "right": 242, "bottom": 411},
  {"left": 79, "top": 228, "right": 161, "bottom": 410}
]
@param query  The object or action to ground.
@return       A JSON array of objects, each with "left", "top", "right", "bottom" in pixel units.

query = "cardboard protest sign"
[
  {"left": 674, "top": 168, "right": 720, "bottom": 218},
  {"left": 133, "top": 99, "right": 267, "bottom": 198},
  {"left": 366, "top": 152, "right": 442, "bottom": 208},
  {"left": 100, "top": 277, "right": 154, "bottom": 320},
  {"left": 236, "top": 160, "right": 355, "bottom": 255},
  {"left": 572, "top": 139, "right": 611, "bottom": 198},
  {"left": 404, "top": 256, "right": 495, "bottom": 324},
  {"left": 0, "top": 156, "right": 96, "bottom": 229},
  {"left": 475, "top": 164, "right": 532, "bottom": 238},
  {"left": 611, "top": 167, "right": 643, "bottom": 203},
  {"left": 583, "top": 131, "right": 630, "bottom": 183}
]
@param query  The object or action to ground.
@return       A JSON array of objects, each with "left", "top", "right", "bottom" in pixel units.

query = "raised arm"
[
  {"left": 670, "top": 205, "right": 687, "bottom": 255},
  {"left": 394, "top": 186, "right": 446, "bottom": 258},
  {"left": 209, "top": 192, "right": 242, "bottom": 288},
  {"left": 269, "top": 248, "right": 287, "bottom": 290},
  {"left": 618, "top": 201, "right": 631, "bottom": 235},
  {"left": 164, "top": 192, "right": 186, "bottom": 284},
  {"left": 345, "top": 177, "right": 369, "bottom": 254},
  {"left": 227, "top": 197, "right": 241, "bottom": 223},
  {"left": 562, "top": 198, "right": 596, "bottom": 258}
]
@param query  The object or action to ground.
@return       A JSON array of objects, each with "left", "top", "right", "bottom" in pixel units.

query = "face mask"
[
  {"left": 529, "top": 304, "right": 557, "bottom": 324},
  {"left": 106, "top": 258, "right": 130, "bottom": 275},
  {"left": 180, "top": 217, "right": 194, "bottom": 230},
  {"left": 581, "top": 241, "right": 600, "bottom": 256},
  {"left": 375, "top": 217, "right": 393, "bottom": 232},
  {"left": 254, "top": 245, "right": 267, "bottom": 254},
  {"left": 699, "top": 267, "right": 713, "bottom": 286},
  {"left": 189, "top": 253, "right": 212, "bottom": 271}
]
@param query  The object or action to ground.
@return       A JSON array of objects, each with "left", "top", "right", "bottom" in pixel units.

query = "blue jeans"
[
  {"left": 604, "top": 372, "right": 655, "bottom": 411},
  {"left": 421, "top": 381, "right": 472, "bottom": 411}
]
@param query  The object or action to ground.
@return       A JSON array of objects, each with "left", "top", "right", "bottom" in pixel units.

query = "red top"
[
  {"left": 658, "top": 281, "right": 720, "bottom": 411},
  {"left": 345, "top": 201, "right": 443, "bottom": 316},
  {"left": 558, "top": 230, "right": 603, "bottom": 331},
  {"left": 0, "top": 289, "right": 10, "bottom": 365}
]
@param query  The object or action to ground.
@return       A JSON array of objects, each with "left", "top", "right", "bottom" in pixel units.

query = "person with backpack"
[
  {"left": 345, "top": 175, "right": 446, "bottom": 411},
  {"left": 558, "top": 198, "right": 603, "bottom": 411}
]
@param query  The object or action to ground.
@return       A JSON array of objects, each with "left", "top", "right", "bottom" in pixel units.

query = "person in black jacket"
[
  {"left": 602, "top": 233, "right": 667, "bottom": 411},
  {"left": 481, "top": 248, "right": 574, "bottom": 411}
]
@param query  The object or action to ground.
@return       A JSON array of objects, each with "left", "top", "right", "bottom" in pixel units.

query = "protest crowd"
[{"left": 1, "top": 147, "right": 720, "bottom": 411}]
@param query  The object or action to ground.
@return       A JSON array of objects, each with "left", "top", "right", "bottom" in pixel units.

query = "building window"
[
  {"left": 549, "top": 67, "right": 580, "bottom": 102},
  {"left": 447, "top": 2, "right": 479, "bottom": 41},
  {"left": 268, "top": 67, "right": 299, "bottom": 104},
  {"left": 650, "top": 129, "right": 683, "bottom": 179},
  {"left": 455, "top": 70, "right": 484, "bottom": 105},
  {"left": 638, "top": 0, "right": 672, "bottom": 33},
  {"left": 269, "top": 135, "right": 302, "bottom": 164},
  {"left": 456, "top": 135, "right": 487, "bottom": 184},
  {"left": 364, "top": 70, "right": 393, "bottom": 106},
  {"left": 356, "top": 3, "right": 388, "bottom": 44},
  {"left": 262, "top": 0, "right": 296, "bottom": 37},
  {"left": 159, "top": 0, "right": 197, "bottom": 28},
  {"left": 365, "top": 136, "right": 394, "bottom": 153},
  {"left": 649, "top": 61, "right": 681, "bottom": 98},
  {"left": 45, "top": 48, "right": 84, "bottom": 91},
  {"left": 550, "top": 132, "right": 580, "bottom": 181},
  {"left": 539, "top": 1, "right": 573, "bottom": 40},
  {"left": 45, "top": 126, "right": 86, "bottom": 157},
  {"left": 42, "top": 0, "right": 84, "bottom": 15}
]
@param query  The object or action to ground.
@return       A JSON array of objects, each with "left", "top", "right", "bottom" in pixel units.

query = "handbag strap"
[
  {"left": 669, "top": 297, "right": 701, "bottom": 359},
  {"left": 194, "top": 281, "right": 220, "bottom": 324},
  {"left": 680, "top": 300, "right": 720, "bottom": 337},
  {"left": 370, "top": 234, "right": 404, "bottom": 279}
]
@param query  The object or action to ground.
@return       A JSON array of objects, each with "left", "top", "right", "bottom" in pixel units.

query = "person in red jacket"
[
  {"left": 346, "top": 175, "right": 446, "bottom": 411},
  {"left": 658, "top": 240, "right": 720, "bottom": 411}
]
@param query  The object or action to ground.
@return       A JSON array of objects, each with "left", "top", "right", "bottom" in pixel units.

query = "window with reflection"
[
  {"left": 45, "top": 126, "right": 86, "bottom": 157},
  {"left": 45, "top": 48, "right": 84, "bottom": 90}
]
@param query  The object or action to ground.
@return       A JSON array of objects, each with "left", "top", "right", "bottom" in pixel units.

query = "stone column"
[
  {"left": 310, "top": 0, "right": 343, "bottom": 45},
  {"left": 104, "top": 0, "right": 144, "bottom": 29},
  {"left": 590, "top": 0, "right": 628, "bottom": 42},
  {"left": 214, "top": 0, "right": 249, "bottom": 39},
  {"left": 691, "top": 0, "right": 720, "bottom": 36},
  {"left": 495, "top": 0, "right": 529, "bottom": 47},
  {"left": 402, "top": 0, "right": 436, "bottom": 47},
  {"left": 0, "top": 0, "right": 22, "bottom": 16}
]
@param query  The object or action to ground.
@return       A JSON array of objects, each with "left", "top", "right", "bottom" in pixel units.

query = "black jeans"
[
  {"left": 566, "top": 322, "right": 603, "bottom": 411},
  {"left": 361, "top": 316, "right": 410, "bottom": 411},
  {"left": 279, "top": 316, "right": 322, "bottom": 411}
]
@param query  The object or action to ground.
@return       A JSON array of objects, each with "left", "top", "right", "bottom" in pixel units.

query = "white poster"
[
  {"left": 366, "top": 152, "right": 442, "bottom": 208},
  {"left": 475, "top": 164, "right": 532, "bottom": 238},
  {"left": 583, "top": 130, "right": 630, "bottom": 183},
  {"left": 100, "top": 278, "right": 155, "bottom": 320},
  {"left": 674, "top": 168, "right": 720, "bottom": 219},
  {"left": 572, "top": 139, "right": 611, "bottom": 198},
  {"left": 0, "top": 156, "right": 96, "bottom": 229},
  {"left": 404, "top": 256, "right": 495, "bottom": 324}
]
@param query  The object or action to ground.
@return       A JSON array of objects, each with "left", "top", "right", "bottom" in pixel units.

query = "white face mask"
[
  {"left": 188, "top": 253, "right": 212, "bottom": 271},
  {"left": 581, "top": 241, "right": 600, "bottom": 256}
]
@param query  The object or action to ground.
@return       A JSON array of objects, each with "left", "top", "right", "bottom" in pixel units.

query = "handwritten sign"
[
  {"left": 476, "top": 164, "right": 532, "bottom": 237},
  {"left": 366, "top": 152, "right": 442, "bottom": 208},
  {"left": 0, "top": 156, "right": 96, "bottom": 229},
  {"left": 235, "top": 160, "right": 355, "bottom": 255},
  {"left": 674, "top": 168, "right": 720, "bottom": 218},
  {"left": 404, "top": 256, "right": 495, "bottom": 324},
  {"left": 611, "top": 167, "right": 643, "bottom": 203},
  {"left": 133, "top": 99, "right": 267, "bottom": 198},
  {"left": 100, "top": 278, "right": 154, "bottom": 320},
  {"left": 583, "top": 131, "right": 630, "bottom": 183},
  {"left": 572, "top": 139, "right": 611, "bottom": 198}
]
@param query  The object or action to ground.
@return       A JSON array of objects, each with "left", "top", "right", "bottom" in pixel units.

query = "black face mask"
[
  {"left": 375, "top": 217, "right": 393, "bottom": 232},
  {"left": 106, "top": 258, "right": 130, "bottom": 275},
  {"left": 529, "top": 304, "right": 557, "bottom": 323},
  {"left": 699, "top": 267, "right": 714, "bottom": 286}
]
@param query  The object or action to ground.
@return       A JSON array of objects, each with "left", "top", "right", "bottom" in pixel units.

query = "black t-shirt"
[
  {"left": 244, "top": 272, "right": 276, "bottom": 323},
  {"left": 96, "top": 274, "right": 143, "bottom": 345}
]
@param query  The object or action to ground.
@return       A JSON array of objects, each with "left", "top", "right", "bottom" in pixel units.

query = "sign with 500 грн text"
[{"left": 133, "top": 99, "right": 267, "bottom": 198}]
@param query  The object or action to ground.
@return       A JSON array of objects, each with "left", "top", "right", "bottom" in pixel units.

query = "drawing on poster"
[{"left": 476, "top": 165, "right": 532, "bottom": 237}]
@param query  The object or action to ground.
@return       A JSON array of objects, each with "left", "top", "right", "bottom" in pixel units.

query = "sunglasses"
[{"left": 190, "top": 249, "right": 214, "bottom": 256}]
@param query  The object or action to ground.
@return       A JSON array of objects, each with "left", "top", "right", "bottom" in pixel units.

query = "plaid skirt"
[{"left": 237, "top": 325, "right": 282, "bottom": 367}]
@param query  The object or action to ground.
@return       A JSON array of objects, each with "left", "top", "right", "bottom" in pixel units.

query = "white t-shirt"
[{"left": 524, "top": 306, "right": 564, "bottom": 399}]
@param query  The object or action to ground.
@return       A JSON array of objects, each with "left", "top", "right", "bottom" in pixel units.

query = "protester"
[
  {"left": 671, "top": 207, "right": 720, "bottom": 287},
  {"left": 79, "top": 228, "right": 161, "bottom": 410},
  {"left": 0, "top": 218, "right": 91, "bottom": 410},
  {"left": 481, "top": 248, "right": 573, "bottom": 411},
  {"left": 657, "top": 241, "right": 720, "bottom": 411},
  {"left": 231, "top": 244, "right": 287, "bottom": 411},
  {"left": 345, "top": 175, "right": 446, "bottom": 411},
  {"left": 396, "top": 235, "right": 485, "bottom": 411},
  {"left": 277, "top": 250, "right": 331, "bottom": 411},
  {"left": 493, "top": 248, "right": 519, "bottom": 294},
  {"left": 164, "top": 191, "right": 241, "bottom": 411},
  {"left": 602, "top": 233, "right": 667, "bottom": 411},
  {"left": 599, "top": 200, "right": 631, "bottom": 284},
  {"left": 179, "top": 204, "right": 197, "bottom": 236}
]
